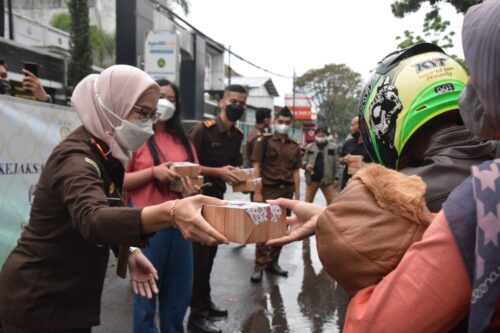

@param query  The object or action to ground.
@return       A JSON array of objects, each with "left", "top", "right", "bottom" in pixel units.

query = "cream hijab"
[{"left": 71, "top": 65, "right": 160, "bottom": 167}]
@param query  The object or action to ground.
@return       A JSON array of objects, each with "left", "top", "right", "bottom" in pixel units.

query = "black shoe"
[
  {"left": 209, "top": 302, "right": 228, "bottom": 318},
  {"left": 250, "top": 270, "right": 263, "bottom": 283},
  {"left": 188, "top": 314, "right": 221, "bottom": 333},
  {"left": 266, "top": 263, "right": 288, "bottom": 277}
]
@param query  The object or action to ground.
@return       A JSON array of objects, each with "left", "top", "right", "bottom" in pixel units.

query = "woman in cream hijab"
[{"left": 0, "top": 65, "right": 228, "bottom": 332}]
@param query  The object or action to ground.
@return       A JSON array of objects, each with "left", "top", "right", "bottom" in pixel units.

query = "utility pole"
[
  {"left": 7, "top": 0, "right": 14, "bottom": 40},
  {"left": 0, "top": 0, "right": 4, "bottom": 37},
  {"left": 292, "top": 68, "right": 296, "bottom": 115},
  {"left": 228, "top": 45, "right": 232, "bottom": 85}
]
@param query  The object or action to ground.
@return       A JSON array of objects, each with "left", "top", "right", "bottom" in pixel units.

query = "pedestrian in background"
[
  {"left": 339, "top": 116, "right": 371, "bottom": 189},
  {"left": 250, "top": 107, "right": 302, "bottom": 283},
  {"left": 0, "top": 59, "right": 51, "bottom": 102},
  {"left": 125, "top": 79, "right": 198, "bottom": 333},
  {"left": 303, "top": 126, "right": 340, "bottom": 204},
  {"left": 188, "top": 84, "right": 247, "bottom": 333},
  {"left": 244, "top": 107, "right": 272, "bottom": 168}
]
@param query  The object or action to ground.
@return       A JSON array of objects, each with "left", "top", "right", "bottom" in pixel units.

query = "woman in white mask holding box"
[{"left": 124, "top": 79, "right": 200, "bottom": 333}]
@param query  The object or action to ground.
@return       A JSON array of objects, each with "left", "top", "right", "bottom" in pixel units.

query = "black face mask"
[
  {"left": 352, "top": 131, "right": 360, "bottom": 139},
  {"left": 225, "top": 103, "right": 245, "bottom": 122},
  {"left": 0, "top": 80, "right": 11, "bottom": 95}
]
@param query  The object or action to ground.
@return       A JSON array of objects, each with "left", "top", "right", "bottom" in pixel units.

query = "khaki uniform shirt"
[
  {"left": 244, "top": 127, "right": 264, "bottom": 168},
  {"left": 189, "top": 116, "right": 243, "bottom": 196},
  {"left": 251, "top": 132, "right": 302, "bottom": 186},
  {"left": 0, "top": 126, "right": 147, "bottom": 330}
]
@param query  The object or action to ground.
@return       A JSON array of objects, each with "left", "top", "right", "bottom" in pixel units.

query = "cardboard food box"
[
  {"left": 347, "top": 155, "right": 364, "bottom": 175},
  {"left": 169, "top": 175, "right": 204, "bottom": 193},
  {"left": 233, "top": 168, "right": 256, "bottom": 182},
  {"left": 169, "top": 162, "right": 200, "bottom": 178},
  {"left": 232, "top": 178, "right": 262, "bottom": 193},
  {"left": 202, "top": 201, "right": 287, "bottom": 244}
]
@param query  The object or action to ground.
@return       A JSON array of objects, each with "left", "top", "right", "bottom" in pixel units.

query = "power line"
[{"left": 149, "top": 0, "right": 293, "bottom": 79}]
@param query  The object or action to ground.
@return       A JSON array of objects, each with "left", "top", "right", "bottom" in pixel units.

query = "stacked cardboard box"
[
  {"left": 169, "top": 175, "right": 204, "bottom": 193},
  {"left": 231, "top": 168, "right": 262, "bottom": 192},
  {"left": 169, "top": 162, "right": 200, "bottom": 177}
]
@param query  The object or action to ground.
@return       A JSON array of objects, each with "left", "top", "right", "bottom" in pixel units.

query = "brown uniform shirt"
[
  {"left": 189, "top": 116, "right": 243, "bottom": 196},
  {"left": 0, "top": 126, "right": 147, "bottom": 330},
  {"left": 251, "top": 132, "right": 302, "bottom": 186},
  {"left": 244, "top": 127, "right": 264, "bottom": 168}
]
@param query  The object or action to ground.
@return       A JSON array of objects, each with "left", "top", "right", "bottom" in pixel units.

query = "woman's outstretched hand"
[
  {"left": 128, "top": 249, "right": 158, "bottom": 299},
  {"left": 174, "top": 195, "right": 229, "bottom": 245},
  {"left": 266, "top": 198, "right": 326, "bottom": 246}
]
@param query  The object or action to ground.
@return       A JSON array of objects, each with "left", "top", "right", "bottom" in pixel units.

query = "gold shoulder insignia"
[
  {"left": 203, "top": 119, "right": 216, "bottom": 128},
  {"left": 289, "top": 137, "right": 299, "bottom": 144},
  {"left": 263, "top": 133, "right": 272, "bottom": 137},
  {"left": 235, "top": 126, "right": 244, "bottom": 135}
]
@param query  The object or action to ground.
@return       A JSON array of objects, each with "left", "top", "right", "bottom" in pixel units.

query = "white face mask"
[
  {"left": 316, "top": 136, "right": 327, "bottom": 144},
  {"left": 114, "top": 118, "right": 154, "bottom": 151},
  {"left": 157, "top": 98, "right": 176, "bottom": 122},
  {"left": 275, "top": 124, "right": 290, "bottom": 134},
  {"left": 95, "top": 82, "right": 154, "bottom": 151}
]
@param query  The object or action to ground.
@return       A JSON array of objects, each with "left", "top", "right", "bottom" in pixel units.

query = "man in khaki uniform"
[
  {"left": 250, "top": 107, "right": 301, "bottom": 283},
  {"left": 188, "top": 84, "right": 247, "bottom": 333},
  {"left": 244, "top": 107, "right": 272, "bottom": 168}
]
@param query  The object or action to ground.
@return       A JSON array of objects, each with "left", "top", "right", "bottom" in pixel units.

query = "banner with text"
[
  {"left": 285, "top": 93, "right": 313, "bottom": 121},
  {"left": 0, "top": 95, "right": 80, "bottom": 266}
]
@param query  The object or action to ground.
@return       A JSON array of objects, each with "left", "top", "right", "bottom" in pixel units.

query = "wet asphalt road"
[{"left": 95, "top": 177, "right": 349, "bottom": 333}]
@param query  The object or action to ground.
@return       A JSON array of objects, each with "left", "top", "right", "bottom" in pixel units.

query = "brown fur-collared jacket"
[{"left": 316, "top": 164, "right": 433, "bottom": 295}]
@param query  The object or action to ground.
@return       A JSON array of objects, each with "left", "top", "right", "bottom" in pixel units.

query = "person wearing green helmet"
[
  {"left": 263, "top": 41, "right": 499, "bottom": 332},
  {"left": 358, "top": 42, "right": 497, "bottom": 212}
]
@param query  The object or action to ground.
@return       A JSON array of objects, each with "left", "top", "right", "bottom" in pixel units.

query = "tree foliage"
[
  {"left": 392, "top": 0, "right": 480, "bottom": 69},
  {"left": 296, "top": 64, "right": 363, "bottom": 140},
  {"left": 391, "top": 0, "right": 482, "bottom": 17},
  {"left": 67, "top": 0, "right": 92, "bottom": 89},
  {"left": 50, "top": 11, "right": 115, "bottom": 68},
  {"left": 89, "top": 26, "right": 115, "bottom": 67},
  {"left": 49, "top": 12, "right": 71, "bottom": 32},
  {"left": 167, "top": 0, "right": 190, "bottom": 15},
  {"left": 395, "top": 4, "right": 456, "bottom": 50}
]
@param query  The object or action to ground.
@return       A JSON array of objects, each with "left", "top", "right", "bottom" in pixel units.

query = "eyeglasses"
[{"left": 132, "top": 105, "right": 159, "bottom": 122}]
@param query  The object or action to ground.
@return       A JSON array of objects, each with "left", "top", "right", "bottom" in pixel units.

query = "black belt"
[{"left": 263, "top": 183, "right": 294, "bottom": 189}]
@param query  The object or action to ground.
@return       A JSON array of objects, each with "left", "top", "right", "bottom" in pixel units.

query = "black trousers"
[
  {"left": 1, "top": 321, "right": 90, "bottom": 333},
  {"left": 189, "top": 242, "right": 218, "bottom": 317},
  {"left": 189, "top": 191, "right": 223, "bottom": 317}
]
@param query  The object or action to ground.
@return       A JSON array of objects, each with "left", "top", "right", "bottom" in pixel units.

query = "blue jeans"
[{"left": 133, "top": 228, "right": 193, "bottom": 333}]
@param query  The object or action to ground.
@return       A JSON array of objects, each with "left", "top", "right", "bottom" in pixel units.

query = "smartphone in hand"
[{"left": 24, "top": 62, "right": 38, "bottom": 77}]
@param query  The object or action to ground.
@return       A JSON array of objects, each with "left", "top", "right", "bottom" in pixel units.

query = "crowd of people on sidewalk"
[{"left": 0, "top": 1, "right": 499, "bottom": 332}]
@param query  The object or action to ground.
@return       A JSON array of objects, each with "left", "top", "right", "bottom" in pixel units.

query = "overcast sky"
[{"left": 179, "top": 0, "right": 465, "bottom": 105}]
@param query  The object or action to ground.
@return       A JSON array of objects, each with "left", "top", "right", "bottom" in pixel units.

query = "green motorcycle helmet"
[{"left": 359, "top": 43, "right": 468, "bottom": 170}]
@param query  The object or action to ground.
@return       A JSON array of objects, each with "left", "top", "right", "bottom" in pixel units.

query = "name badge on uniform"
[{"left": 211, "top": 142, "right": 222, "bottom": 148}]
